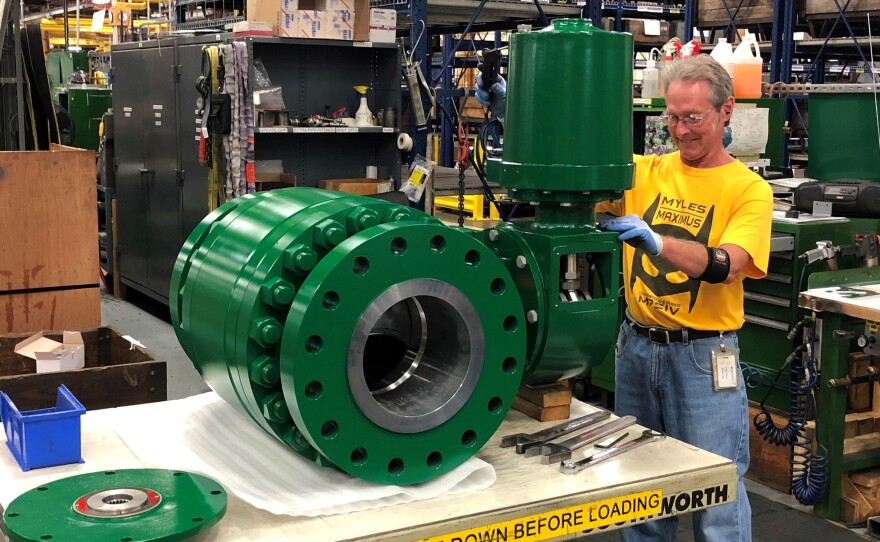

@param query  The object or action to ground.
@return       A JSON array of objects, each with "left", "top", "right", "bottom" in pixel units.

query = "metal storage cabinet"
[
  {"left": 112, "top": 36, "right": 223, "bottom": 303},
  {"left": 112, "top": 47, "right": 150, "bottom": 292}
]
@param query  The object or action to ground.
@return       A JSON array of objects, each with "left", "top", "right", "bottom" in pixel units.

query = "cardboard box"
[
  {"left": 233, "top": 20, "right": 274, "bottom": 36},
  {"left": 316, "top": 0, "right": 353, "bottom": 9},
  {"left": 15, "top": 331, "right": 85, "bottom": 374},
  {"left": 279, "top": 10, "right": 323, "bottom": 38},
  {"left": 324, "top": 10, "right": 354, "bottom": 40},
  {"left": 368, "top": 8, "right": 396, "bottom": 43},
  {"left": 248, "top": 0, "right": 299, "bottom": 34},
  {"left": 255, "top": 173, "right": 298, "bottom": 192},
  {"left": 319, "top": 178, "right": 393, "bottom": 195},
  {"left": 248, "top": 0, "right": 280, "bottom": 25}
]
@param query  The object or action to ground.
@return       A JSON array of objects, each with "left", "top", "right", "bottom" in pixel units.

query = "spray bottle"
[
  {"left": 658, "top": 40, "right": 679, "bottom": 98},
  {"left": 354, "top": 86, "right": 374, "bottom": 127}
]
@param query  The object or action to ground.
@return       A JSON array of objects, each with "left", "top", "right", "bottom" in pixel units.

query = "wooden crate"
[
  {"left": 0, "top": 326, "right": 167, "bottom": 412},
  {"left": 697, "top": 0, "right": 774, "bottom": 26},
  {"left": 624, "top": 18, "right": 672, "bottom": 45},
  {"left": 0, "top": 145, "right": 100, "bottom": 333},
  {"left": 803, "top": 0, "right": 880, "bottom": 19}
]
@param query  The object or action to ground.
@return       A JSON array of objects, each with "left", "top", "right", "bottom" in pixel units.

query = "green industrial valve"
[{"left": 170, "top": 19, "right": 634, "bottom": 485}]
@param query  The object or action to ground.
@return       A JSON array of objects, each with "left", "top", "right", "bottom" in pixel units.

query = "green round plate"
[{"left": 3, "top": 469, "right": 227, "bottom": 542}]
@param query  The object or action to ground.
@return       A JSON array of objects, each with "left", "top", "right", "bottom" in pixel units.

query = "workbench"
[
  {"left": 798, "top": 269, "right": 880, "bottom": 521},
  {"left": 0, "top": 396, "right": 737, "bottom": 541}
]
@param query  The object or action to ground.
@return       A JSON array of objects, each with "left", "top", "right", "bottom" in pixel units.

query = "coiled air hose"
[{"left": 752, "top": 316, "right": 828, "bottom": 505}]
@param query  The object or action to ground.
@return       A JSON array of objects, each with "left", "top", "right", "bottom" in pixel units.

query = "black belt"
[{"left": 625, "top": 315, "right": 728, "bottom": 345}]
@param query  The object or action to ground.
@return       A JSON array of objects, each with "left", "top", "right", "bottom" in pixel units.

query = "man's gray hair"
[{"left": 661, "top": 55, "right": 734, "bottom": 110}]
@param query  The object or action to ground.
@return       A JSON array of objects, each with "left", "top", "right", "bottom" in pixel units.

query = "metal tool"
[
  {"left": 594, "top": 432, "right": 629, "bottom": 449},
  {"left": 530, "top": 415, "right": 637, "bottom": 464},
  {"left": 560, "top": 429, "right": 666, "bottom": 474},
  {"left": 500, "top": 411, "right": 611, "bottom": 454}
]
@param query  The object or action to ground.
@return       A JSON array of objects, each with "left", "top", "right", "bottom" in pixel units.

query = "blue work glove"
[
  {"left": 475, "top": 74, "right": 507, "bottom": 118},
  {"left": 599, "top": 215, "right": 664, "bottom": 256}
]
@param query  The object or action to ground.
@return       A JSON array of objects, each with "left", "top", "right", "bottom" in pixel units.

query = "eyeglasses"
[{"left": 658, "top": 109, "right": 715, "bottom": 128}]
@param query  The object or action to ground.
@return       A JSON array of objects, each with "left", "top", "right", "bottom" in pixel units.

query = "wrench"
[
  {"left": 500, "top": 411, "right": 611, "bottom": 454},
  {"left": 560, "top": 429, "right": 666, "bottom": 474},
  {"left": 528, "top": 415, "right": 637, "bottom": 464}
]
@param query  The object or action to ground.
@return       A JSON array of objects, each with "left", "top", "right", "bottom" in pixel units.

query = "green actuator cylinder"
[{"left": 499, "top": 19, "right": 633, "bottom": 194}]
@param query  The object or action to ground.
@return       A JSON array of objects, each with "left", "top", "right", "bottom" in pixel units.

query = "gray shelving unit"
[
  {"left": 246, "top": 37, "right": 402, "bottom": 184},
  {"left": 111, "top": 35, "right": 401, "bottom": 304}
]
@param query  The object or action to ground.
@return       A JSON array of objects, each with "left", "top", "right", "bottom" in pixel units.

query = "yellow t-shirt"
[{"left": 597, "top": 152, "right": 773, "bottom": 331}]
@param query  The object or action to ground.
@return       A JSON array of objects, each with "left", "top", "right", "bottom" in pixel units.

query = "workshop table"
[
  {"left": 799, "top": 270, "right": 880, "bottom": 521},
  {"left": 0, "top": 397, "right": 737, "bottom": 541}
]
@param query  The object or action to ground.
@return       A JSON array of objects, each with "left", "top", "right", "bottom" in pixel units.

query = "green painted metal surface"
[
  {"left": 67, "top": 87, "right": 112, "bottom": 151},
  {"left": 477, "top": 222, "right": 622, "bottom": 385},
  {"left": 494, "top": 18, "right": 633, "bottom": 197},
  {"left": 809, "top": 93, "right": 880, "bottom": 182},
  {"left": 171, "top": 188, "right": 526, "bottom": 485},
  {"left": 47, "top": 51, "right": 89, "bottom": 104},
  {"left": 3, "top": 469, "right": 226, "bottom": 542}
]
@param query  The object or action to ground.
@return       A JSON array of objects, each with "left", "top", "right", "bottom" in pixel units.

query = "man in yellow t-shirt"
[{"left": 598, "top": 55, "right": 772, "bottom": 541}]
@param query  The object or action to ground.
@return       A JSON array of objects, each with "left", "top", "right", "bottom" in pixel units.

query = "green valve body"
[
  {"left": 483, "top": 19, "right": 634, "bottom": 382},
  {"left": 490, "top": 18, "right": 633, "bottom": 200},
  {"left": 171, "top": 22, "right": 635, "bottom": 486}
]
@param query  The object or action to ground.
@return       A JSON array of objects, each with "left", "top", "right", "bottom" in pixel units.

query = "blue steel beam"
[
  {"left": 440, "top": 35, "right": 455, "bottom": 167},
  {"left": 408, "top": 0, "right": 429, "bottom": 209},
  {"left": 720, "top": 0, "right": 747, "bottom": 40},
  {"left": 588, "top": 0, "right": 601, "bottom": 26},
  {"left": 684, "top": 0, "right": 694, "bottom": 41}
]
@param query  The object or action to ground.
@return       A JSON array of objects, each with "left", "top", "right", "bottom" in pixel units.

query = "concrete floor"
[
  {"left": 101, "top": 291, "right": 209, "bottom": 400},
  {"left": 100, "top": 291, "right": 875, "bottom": 540}
]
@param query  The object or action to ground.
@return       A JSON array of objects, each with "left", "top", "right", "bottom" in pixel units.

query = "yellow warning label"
[
  {"left": 420, "top": 489, "right": 662, "bottom": 542},
  {"left": 408, "top": 165, "right": 429, "bottom": 188}
]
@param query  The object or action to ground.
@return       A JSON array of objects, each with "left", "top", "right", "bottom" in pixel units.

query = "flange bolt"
[
  {"left": 261, "top": 277, "right": 296, "bottom": 308},
  {"left": 250, "top": 316, "right": 282, "bottom": 347},
  {"left": 284, "top": 244, "right": 317, "bottom": 273},
  {"left": 260, "top": 392, "right": 290, "bottom": 422},
  {"left": 249, "top": 355, "right": 280, "bottom": 387},
  {"left": 315, "top": 220, "right": 346, "bottom": 249}
]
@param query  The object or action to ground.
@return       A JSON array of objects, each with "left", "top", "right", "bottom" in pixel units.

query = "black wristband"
[{"left": 698, "top": 246, "right": 730, "bottom": 284}]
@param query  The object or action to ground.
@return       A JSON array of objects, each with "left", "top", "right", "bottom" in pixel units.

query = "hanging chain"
[{"left": 457, "top": 164, "right": 466, "bottom": 227}]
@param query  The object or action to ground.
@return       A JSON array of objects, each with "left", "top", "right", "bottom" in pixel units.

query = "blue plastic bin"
[{"left": 1, "top": 384, "right": 86, "bottom": 471}]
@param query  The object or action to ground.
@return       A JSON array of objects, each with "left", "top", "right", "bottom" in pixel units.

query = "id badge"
[{"left": 711, "top": 336, "right": 739, "bottom": 390}]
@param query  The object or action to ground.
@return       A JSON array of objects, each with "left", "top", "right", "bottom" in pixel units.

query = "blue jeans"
[{"left": 614, "top": 322, "right": 751, "bottom": 542}]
